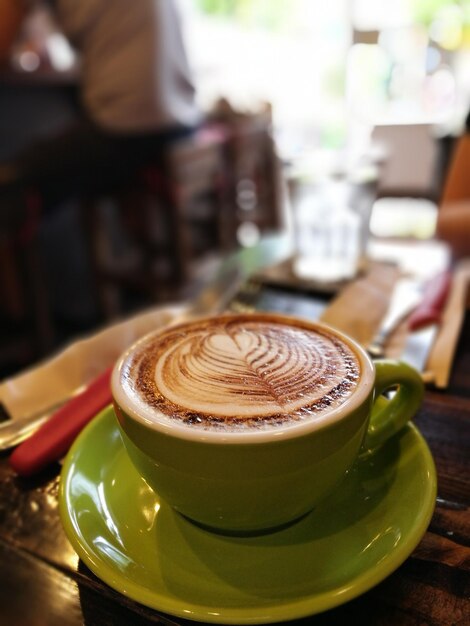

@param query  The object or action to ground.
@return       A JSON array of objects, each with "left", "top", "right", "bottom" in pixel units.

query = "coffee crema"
[{"left": 119, "top": 315, "right": 361, "bottom": 431}]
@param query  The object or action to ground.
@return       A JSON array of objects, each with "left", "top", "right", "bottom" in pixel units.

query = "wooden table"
[{"left": 0, "top": 250, "right": 468, "bottom": 626}]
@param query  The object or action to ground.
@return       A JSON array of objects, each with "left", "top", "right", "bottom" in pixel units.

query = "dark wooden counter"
[{"left": 0, "top": 266, "right": 468, "bottom": 626}]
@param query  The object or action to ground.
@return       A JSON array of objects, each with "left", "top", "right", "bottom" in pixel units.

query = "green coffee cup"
[{"left": 111, "top": 313, "right": 424, "bottom": 535}]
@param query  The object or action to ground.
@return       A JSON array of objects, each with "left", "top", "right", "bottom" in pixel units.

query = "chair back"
[{"left": 371, "top": 123, "right": 441, "bottom": 200}]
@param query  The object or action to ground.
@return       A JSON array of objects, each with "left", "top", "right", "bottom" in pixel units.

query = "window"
[{"left": 180, "top": 0, "right": 470, "bottom": 159}]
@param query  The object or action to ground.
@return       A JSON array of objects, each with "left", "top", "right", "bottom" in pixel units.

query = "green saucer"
[{"left": 59, "top": 407, "right": 436, "bottom": 624}]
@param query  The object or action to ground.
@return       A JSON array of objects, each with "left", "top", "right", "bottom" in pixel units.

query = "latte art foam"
[{"left": 120, "top": 316, "right": 361, "bottom": 431}]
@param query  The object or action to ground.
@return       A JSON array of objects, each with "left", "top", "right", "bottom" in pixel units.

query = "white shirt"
[{"left": 56, "top": 0, "right": 200, "bottom": 132}]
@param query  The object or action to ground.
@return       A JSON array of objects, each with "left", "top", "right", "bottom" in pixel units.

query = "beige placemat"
[
  {"left": 319, "top": 259, "right": 469, "bottom": 388},
  {"left": 384, "top": 260, "right": 469, "bottom": 386},
  {"left": 320, "top": 263, "right": 400, "bottom": 345},
  {"left": 0, "top": 304, "right": 184, "bottom": 420},
  {"left": 426, "top": 259, "right": 470, "bottom": 387}
]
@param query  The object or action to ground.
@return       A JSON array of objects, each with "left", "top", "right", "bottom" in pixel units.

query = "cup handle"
[{"left": 360, "top": 360, "right": 424, "bottom": 458}]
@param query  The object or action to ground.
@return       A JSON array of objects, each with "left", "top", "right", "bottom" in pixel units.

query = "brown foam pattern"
[{"left": 122, "top": 318, "right": 360, "bottom": 429}]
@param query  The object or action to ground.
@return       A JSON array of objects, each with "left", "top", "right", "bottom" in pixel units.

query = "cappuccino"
[
  {"left": 112, "top": 312, "right": 423, "bottom": 532},
  {"left": 119, "top": 314, "right": 360, "bottom": 432}
]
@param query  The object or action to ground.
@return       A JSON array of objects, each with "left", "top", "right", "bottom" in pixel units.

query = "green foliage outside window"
[
  {"left": 194, "top": 0, "right": 303, "bottom": 32},
  {"left": 411, "top": 0, "right": 470, "bottom": 26},
  {"left": 196, "top": 0, "right": 470, "bottom": 30}
]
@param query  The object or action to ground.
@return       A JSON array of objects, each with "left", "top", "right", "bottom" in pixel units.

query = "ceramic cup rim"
[{"left": 111, "top": 312, "right": 375, "bottom": 444}]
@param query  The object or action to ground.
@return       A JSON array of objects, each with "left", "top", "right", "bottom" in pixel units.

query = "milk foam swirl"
[{"left": 121, "top": 316, "right": 360, "bottom": 430}]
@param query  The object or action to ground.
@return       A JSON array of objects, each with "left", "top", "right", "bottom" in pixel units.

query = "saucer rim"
[{"left": 59, "top": 406, "right": 437, "bottom": 625}]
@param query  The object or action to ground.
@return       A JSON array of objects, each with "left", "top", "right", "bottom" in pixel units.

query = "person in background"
[
  {"left": 436, "top": 110, "right": 470, "bottom": 260},
  {"left": 0, "top": 0, "right": 24, "bottom": 61},
  {"left": 0, "top": 0, "right": 200, "bottom": 225}
]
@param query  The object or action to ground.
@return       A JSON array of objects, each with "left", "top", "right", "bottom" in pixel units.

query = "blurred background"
[
  {"left": 185, "top": 0, "right": 469, "bottom": 156},
  {"left": 1, "top": 0, "right": 469, "bottom": 377}
]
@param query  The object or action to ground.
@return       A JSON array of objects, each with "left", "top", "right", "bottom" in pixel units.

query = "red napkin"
[{"left": 9, "top": 366, "right": 113, "bottom": 476}]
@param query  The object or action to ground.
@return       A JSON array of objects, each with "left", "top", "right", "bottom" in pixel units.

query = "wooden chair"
[
  {"left": 81, "top": 123, "right": 231, "bottom": 319},
  {"left": 369, "top": 123, "right": 443, "bottom": 238},
  {"left": 210, "top": 103, "right": 284, "bottom": 244},
  {"left": 82, "top": 106, "right": 284, "bottom": 320},
  {"left": 371, "top": 123, "right": 442, "bottom": 201}
]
